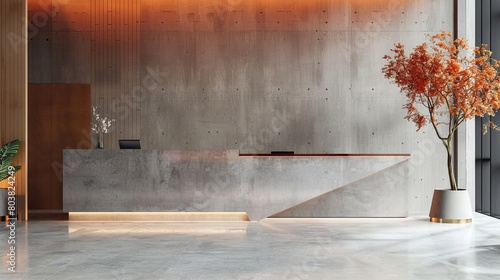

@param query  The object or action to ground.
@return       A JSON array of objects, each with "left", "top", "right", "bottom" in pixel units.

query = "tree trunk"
[{"left": 445, "top": 142, "right": 457, "bottom": 190}]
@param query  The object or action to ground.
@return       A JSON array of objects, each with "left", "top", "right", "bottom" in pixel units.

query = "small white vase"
[{"left": 429, "top": 189, "right": 473, "bottom": 223}]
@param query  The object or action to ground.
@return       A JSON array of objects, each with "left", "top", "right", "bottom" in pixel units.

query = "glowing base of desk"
[{"left": 69, "top": 212, "right": 250, "bottom": 221}]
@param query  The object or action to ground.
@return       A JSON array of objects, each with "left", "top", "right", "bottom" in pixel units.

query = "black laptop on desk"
[{"left": 118, "top": 140, "right": 141, "bottom": 149}]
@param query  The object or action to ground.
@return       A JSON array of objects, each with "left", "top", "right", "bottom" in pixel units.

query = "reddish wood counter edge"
[{"left": 239, "top": 153, "right": 411, "bottom": 157}]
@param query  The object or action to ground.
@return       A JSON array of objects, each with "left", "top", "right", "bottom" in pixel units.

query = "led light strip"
[{"left": 68, "top": 212, "right": 250, "bottom": 222}]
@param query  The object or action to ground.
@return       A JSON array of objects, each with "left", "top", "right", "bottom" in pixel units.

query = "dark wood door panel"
[
  {"left": 28, "top": 84, "right": 52, "bottom": 209},
  {"left": 51, "top": 84, "right": 91, "bottom": 209},
  {"left": 28, "top": 83, "right": 91, "bottom": 210}
]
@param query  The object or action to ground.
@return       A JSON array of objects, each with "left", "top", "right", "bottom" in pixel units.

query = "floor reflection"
[{"left": 0, "top": 214, "right": 499, "bottom": 279}]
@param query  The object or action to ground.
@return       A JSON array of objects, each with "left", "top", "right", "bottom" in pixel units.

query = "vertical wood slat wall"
[
  {"left": 91, "top": 0, "right": 141, "bottom": 149},
  {"left": 0, "top": 0, "right": 28, "bottom": 220}
]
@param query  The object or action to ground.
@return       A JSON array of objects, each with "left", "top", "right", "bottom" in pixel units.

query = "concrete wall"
[{"left": 28, "top": 0, "right": 454, "bottom": 215}]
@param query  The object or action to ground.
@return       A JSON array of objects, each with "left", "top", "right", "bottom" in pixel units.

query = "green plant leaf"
[{"left": 0, "top": 139, "right": 21, "bottom": 182}]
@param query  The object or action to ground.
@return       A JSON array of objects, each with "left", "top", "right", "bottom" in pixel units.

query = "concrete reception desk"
[{"left": 63, "top": 149, "right": 410, "bottom": 220}]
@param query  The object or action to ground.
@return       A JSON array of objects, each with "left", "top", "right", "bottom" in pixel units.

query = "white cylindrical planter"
[{"left": 429, "top": 189, "right": 472, "bottom": 223}]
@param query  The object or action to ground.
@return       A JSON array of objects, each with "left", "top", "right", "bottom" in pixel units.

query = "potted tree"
[
  {"left": 0, "top": 139, "right": 21, "bottom": 216},
  {"left": 382, "top": 31, "right": 500, "bottom": 223}
]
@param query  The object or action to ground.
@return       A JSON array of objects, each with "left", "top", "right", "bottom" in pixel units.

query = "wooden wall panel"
[
  {"left": 28, "top": 84, "right": 91, "bottom": 210},
  {"left": 1, "top": 0, "right": 27, "bottom": 220},
  {"left": 27, "top": 84, "right": 52, "bottom": 209},
  {"left": 51, "top": 84, "right": 91, "bottom": 209}
]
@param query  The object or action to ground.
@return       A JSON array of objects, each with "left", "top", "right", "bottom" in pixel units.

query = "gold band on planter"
[{"left": 430, "top": 217, "right": 472, "bottom": 224}]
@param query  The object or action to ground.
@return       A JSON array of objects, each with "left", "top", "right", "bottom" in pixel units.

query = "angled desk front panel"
[{"left": 63, "top": 150, "right": 410, "bottom": 220}]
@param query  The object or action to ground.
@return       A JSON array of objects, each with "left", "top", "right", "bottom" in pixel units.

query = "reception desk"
[{"left": 63, "top": 149, "right": 410, "bottom": 220}]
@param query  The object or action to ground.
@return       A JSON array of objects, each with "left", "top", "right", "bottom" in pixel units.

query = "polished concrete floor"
[{"left": 1, "top": 213, "right": 500, "bottom": 279}]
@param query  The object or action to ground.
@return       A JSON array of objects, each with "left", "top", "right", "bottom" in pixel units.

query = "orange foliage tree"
[{"left": 382, "top": 31, "right": 500, "bottom": 190}]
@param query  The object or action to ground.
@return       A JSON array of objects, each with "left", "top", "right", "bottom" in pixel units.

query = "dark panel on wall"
[
  {"left": 491, "top": 127, "right": 500, "bottom": 217},
  {"left": 476, "top": 6, "right": 489, "bottom": 216},
  {"left": 481, "top": 0, "right": 491, "bottom": 48},
  {"left": 475, "top": 116, "right": 482, "bottom": 211},
  {"left": 490, "top": 0, "right": 500, "bottom": 217},
  {"left": 482, "top": 157, "right": 491, "bottom": 213},
  {"left": 480, "top": 0, "right": 490, "bottom": 214},
  {"left": 28, "top": 84, "right": 91, "bottom": 210},
  {"left": 477, "top": 0, "right": 500, "bottom": 217},
  {"left": 476, "top": 0, "right": 484, "bottom": 214}
]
